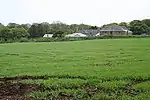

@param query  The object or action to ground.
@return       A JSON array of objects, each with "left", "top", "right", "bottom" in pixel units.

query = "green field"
[{"left": 0, "top": 38, "right": 150, "bottom": 100}]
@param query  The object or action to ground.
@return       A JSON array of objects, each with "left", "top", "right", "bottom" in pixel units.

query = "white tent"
[
  {"left": 96, "top": 33, "right": 101, "bottom": 36},
  {"left": 43, "top": 34, "right": 53, "bottom": 38},
  {"left": 65, "top": 33, "right": 87, "bottom": 37}
]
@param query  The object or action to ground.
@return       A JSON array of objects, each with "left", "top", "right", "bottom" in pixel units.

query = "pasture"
[{"left": 0, "top": 38, "right": 150, "bottom": 100}]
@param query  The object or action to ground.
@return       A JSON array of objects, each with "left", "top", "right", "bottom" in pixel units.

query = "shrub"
[
  {"left": 19, "top": 38, "right": 30, "bottom": 42},
  {"left": 0, "top": 35, "right": 150, "bottom": 44}
]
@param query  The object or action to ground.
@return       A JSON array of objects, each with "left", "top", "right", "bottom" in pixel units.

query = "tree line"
[{"left": 0, "top": 19, "right": 150, "bottom": 41}]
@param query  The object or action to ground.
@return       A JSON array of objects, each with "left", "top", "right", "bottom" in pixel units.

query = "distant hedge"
[
  {"left": 34, "top": 35, "right": 150, "bottom": 42},
  {"left": 0, "top": 35, "right": 150, "bottom": 43}
]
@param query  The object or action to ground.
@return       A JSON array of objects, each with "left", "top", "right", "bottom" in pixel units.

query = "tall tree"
[
  {"left": 102, "top": 23, "right": 118, "bottom": 28},
  {"left": 70, "top": 24, "right": 91, "bottom": 32},
  {"left": 7, "top": 23, "right": 20, "bottom": 28},
  {"left": 0, "top": 27, "right": 13, "bottom": 41},
  {"left": 50, "top": 22, "right": 72, "bottom": 35},
  {"left": 90, "top": 26, "right": 98, "bottom": 29},
  {"left": 29, "top": 22, "right": 51, "bottom": 38},
  {"left": 129, "top": 20, "right": 150, "bottom": 35},
  {"left": 119, "top": 22, "right": 129, "bottom": 28},
  {"left": 52, "top": 31, "right": 64, "bottom": 38},
  {"left": 18, "top": 24, "right": 31, "bottom": 30},
  {"left": 11, "top": 28, "right": 29, "bottom": 39},
  {"left": 142, "top": 19, "right": 150, "bottom": 27},
  {"left": 28, "top": 23, "right": 39, "bottom": 38}
]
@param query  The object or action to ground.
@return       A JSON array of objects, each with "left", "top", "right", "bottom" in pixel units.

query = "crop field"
[{"left": 0, "top": 38, "right": 150, "bottom": 100}]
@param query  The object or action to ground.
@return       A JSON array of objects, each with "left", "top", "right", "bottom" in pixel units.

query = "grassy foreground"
[{"left": 0, "top": 38, "right": 150, "bottom": 99}]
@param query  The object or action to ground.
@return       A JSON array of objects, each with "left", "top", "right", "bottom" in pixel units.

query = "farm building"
[
  {"left": 99, "top": 25, "right": 132, "bottom": 36},
  {"left": 65, "top": 33, "right": 87, "bottom": 37},
  {"left": 77, "top": 30, "right": 100, "bottom": 37},
  {"left": 43, "top": 34, "right": 53, "bottom": 38},
  {"left": 43, "top": 25, "right": 132, "bottom": 38}
]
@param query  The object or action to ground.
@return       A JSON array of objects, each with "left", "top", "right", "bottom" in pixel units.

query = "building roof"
[
  {"left": 77, "top": 30, "right": 100, "bottom": 36},
  {"left": 65, "top": 33, "right": 87, "bottom": 37},
  {"left": 100, "top": 25, "right": 128, "bottom": 32}
]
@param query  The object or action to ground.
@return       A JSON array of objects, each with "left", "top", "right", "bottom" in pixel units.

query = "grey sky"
[{"left": 0, "top": 0, "right": 150, "bottom": 26}]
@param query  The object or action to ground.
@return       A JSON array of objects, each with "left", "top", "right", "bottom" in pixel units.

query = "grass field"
[{"left": 0, "top": 38, "right": 150, "bottom": 100}]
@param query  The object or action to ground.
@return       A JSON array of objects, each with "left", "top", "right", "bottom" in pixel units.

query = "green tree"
[
  {"left": 18, "top": 24, "right": 31, "bottom": 30},
  {"left": 119, "top": 22, "right": 129, "bottom": 28},
  {"left": 50, "top": 21, "right": 72, "bottom": 36},
  {"left": 142, "top": 19, "right": 150, "bottom": 27},
  {"left": 102, "top": 23, "right": 118, "bottom": 28},
  {"left": 52, "top": 31, "right": 64, "bottom": 38},
  {"left": 7, "top": 23, "right": 20, "bottom": 28},
  {"left": 41, "top": 22, "right": 51, "bottom": 34},
  {"left": 69, "top": 24, "right": 91, "bottom": 32},
  {"left": 90, "top": 26, "right": 98, "bottom": 29},
  {"left": 28, "top": 23, "right": 39, "bottom": 38},
  {"left": 129, "top": 20, "right": 150, "bottom": 35},
  {"left": 0, "top": 27, "right": 13, "bottom": 41},
  {"left": 11, "top": 28, "right": 29, "bottom": 39},
  {"left": 29, "top": 22, "right": 51, "bottom": 38}
]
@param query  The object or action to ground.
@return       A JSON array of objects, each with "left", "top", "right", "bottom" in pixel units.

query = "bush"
[
  {"left": 0, "top": 35, "right": 150, "bottom": 44},
  {"left": 34, "top": 37, "right": 55, "bottom": 42},
  {"left": 0, "top": 38, "right": 5, "bottom": 43},
  {"left": 19, "top": 38, "right": 30, "bottom": 42}
]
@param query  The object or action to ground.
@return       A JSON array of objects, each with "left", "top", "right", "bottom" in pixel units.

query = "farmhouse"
[
  {"left": 65, "top": 33, "right": 87, "bottom": 37},
  {"left": 43, "top": 34, "right": 53, "bottom": 38},
  {"left": 77, "top": 26, "right": 132, "bottom": 36},
  {"left": 44, "top": 26, "right": 132, "bottom": 38},
  {"left": 98, "top": 25, "right": 132, "bottom": 36}
]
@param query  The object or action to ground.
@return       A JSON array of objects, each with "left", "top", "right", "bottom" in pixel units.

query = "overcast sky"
[{"left": 0, "top": 0, "right": 150, "bottom": 26}]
